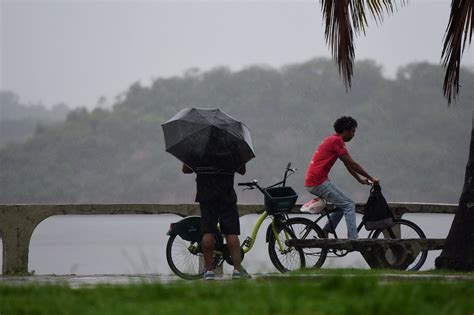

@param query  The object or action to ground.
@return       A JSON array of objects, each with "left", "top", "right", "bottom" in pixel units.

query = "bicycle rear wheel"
[
  {"left": 268, "top": 218, "right": 308, "bottom": 273},
  {"left": 166, "top": 234, "right": 225, "bottom": 280},
  {"left": 371, "top": 218, "right": 428, "bottom": 271},
  {"left": 166, "top": 234, "right": 205, "bottom": 280}
]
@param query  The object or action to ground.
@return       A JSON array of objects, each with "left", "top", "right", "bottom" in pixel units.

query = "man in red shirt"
[{"left": 305, "top": 116, "right": 379, "bottom": 239}]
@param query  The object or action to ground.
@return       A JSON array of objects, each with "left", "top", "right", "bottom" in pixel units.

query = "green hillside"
[
  {"left": 0, "top": 91, "right": 69, "bottom": 147},
  {"left": 0, "top": 58, "right": 472, "bottom": 204}
]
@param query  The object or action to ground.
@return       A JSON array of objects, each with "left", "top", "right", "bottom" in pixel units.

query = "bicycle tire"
[
  {"left": 371, "top": 218, "right": 428, "bottom": 271},
  {"left": 166, "top": 234, "right": 205, "bottom": 280},
  {"left": 284, "top": 217, "right": 328, "bottom": 268},
  {"left": 267, "top": 218, "right": 306, "bottom": 273}
]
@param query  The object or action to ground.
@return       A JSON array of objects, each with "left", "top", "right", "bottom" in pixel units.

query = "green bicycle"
[{"left": 166, "top": 163, "right": 327, "bottom": 280}]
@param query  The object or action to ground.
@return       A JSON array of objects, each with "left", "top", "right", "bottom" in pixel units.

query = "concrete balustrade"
[{"left": 0, "top": 203, "right": 457, "bottom": 274}]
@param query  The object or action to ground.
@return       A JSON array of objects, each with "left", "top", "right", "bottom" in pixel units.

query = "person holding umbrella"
[
  {"left": 182, "top": 163, "right": 248, "bottom": 280},
  {"left": 162, "top": 108, "right": 255, "bottom": 280}
]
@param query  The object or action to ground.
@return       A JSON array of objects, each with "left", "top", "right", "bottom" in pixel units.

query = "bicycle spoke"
[
  {"left": 269, "top": 217, "right": 326, "bottom": 272},
  {"left": 272, "top": 231, "right": 303, "bottom": 270},
  {"left": 288, "top": 219, "right": 327, "bottom": 268},
  {"left": 167, "top": 235, "right": 205, "bottom": 279},
  {"left": 171, "top": 239, "right": 202, "bottom": 274}
]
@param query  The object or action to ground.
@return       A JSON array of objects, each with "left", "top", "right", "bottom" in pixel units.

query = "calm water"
[{"left": 0, "top": 213, "right": 454, "bottom": 275}]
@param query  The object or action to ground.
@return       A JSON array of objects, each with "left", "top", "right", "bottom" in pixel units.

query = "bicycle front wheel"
[
  {"left": 371, "top": 218, "right": 428, "bottom": 271},
  {"left": 268, "top": 218, "right": 307, "bottom": 273},
  {"left": 285, "top": 217, "right": 328, "bottom": 269}
]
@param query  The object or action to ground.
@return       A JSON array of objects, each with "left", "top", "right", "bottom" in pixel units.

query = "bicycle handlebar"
[{"left": 238, "top": 162, "right": 297, "bottom": 190}]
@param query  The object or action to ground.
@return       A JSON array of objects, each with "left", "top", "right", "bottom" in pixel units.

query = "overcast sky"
[{"left": 1, "top": 0, "right": 473, "bottom": 109}]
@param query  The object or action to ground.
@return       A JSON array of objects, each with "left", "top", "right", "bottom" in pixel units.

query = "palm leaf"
[
  {"left": 441, "top": 0, "right": 474, "bottom": 104},
  {"left": 321, "top": 0, "right": 406, "bottom": 88},
  {"left": 321, "top": 0, "right": 355, "bottom": 88}
]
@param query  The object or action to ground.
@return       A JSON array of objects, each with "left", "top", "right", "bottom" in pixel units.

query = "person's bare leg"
[
  {"left": 225, "top": 234, "right": 241, "bottom": 270},
  {"left": 202, "top": 233, "right": 215, "bottom": 270}
]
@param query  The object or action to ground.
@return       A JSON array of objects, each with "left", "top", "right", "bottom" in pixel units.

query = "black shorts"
[{"left": 199, "top": 200, "right": 240, "bottom": 235}]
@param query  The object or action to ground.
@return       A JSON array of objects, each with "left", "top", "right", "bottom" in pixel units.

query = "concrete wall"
[{"left": 0, "top": 203, "right": 457, "bottom": 274}]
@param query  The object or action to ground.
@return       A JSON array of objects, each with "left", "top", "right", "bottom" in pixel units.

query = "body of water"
[{"left": 0, "top": 213, "right": 454, "bottom": 275}]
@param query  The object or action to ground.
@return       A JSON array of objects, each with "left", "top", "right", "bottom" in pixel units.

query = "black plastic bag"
[{"left": 364, "top": 184, "right": 394, "bottom": 230}]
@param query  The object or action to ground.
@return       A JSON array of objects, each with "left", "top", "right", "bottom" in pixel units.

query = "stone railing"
[{"left": 0, "top": 203, "right": 457, "bottom": 274}]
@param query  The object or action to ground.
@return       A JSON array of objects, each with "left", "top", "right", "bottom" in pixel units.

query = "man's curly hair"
[{"left": 334, "top": 116, "right": 358, "bottom": 134}]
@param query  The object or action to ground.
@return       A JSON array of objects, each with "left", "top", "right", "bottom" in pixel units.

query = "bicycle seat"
[{"left": 300, "top": 197, "right": 327, "bottom": 214}]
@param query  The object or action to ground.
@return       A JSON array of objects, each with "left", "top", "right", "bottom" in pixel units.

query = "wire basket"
[{"left": 264, "top": 186, "right": 298, "bottom": 214}]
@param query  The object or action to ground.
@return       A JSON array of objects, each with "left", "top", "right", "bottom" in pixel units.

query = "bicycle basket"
[{"left": 264, "top": 186, "right": 298, "bottom": 214}]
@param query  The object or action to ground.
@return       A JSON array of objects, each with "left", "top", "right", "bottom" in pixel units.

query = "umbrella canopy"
[{"left": 162, "top": 108, "right": 255, "bottom": 172}]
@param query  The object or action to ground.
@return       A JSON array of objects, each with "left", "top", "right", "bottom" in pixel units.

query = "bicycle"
[
  {"left": 166, "top": 163, "right": 325, "bottom": 280},
  {"left": 298, "top": 194, "right": 428, "bottom": 271}
]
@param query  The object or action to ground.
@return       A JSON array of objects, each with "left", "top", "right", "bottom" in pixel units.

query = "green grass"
[
  {"left": 0, "top": 273, "right": 473, "bottom": 315},
  {"left": 291, "top": 267, "right": 474, "bottom": 276}
]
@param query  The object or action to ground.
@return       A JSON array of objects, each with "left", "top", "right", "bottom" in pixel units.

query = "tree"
[
  {"left": 318, "top": 0, "right": 474, "bottom": 270},
  {"left": 436, "top": 117, "right": 474, "bottom": 270}
]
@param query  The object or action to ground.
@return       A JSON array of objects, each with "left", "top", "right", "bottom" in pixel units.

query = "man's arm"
[
  {"left": 339, "top": 154, "right": 379, "bottom": 184},
  {"left": 345, "top": 164, "right": 363, "bottom": 183},
  {"left": 182, "top": 164, "right": 193, "bottom": 174},
  {"left": 237, "top": 164, "right": 246, "bottom": 175}
]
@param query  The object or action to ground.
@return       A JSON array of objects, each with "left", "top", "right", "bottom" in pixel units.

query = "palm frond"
[
  {"left": 441, "top": 0, "right": 474, "bottom": 105},
  {"left": 321, "top": 0, "right": 355, "bottom": 88},
  {"left": 351, "top": 0, "right": 398, "bottom": 34},
  {"left": 321, "top": 0, "right": 406, "bottom": 89}
]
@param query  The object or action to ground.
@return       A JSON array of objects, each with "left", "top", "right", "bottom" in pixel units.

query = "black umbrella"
[{"left": 162, "top": 108, "right": 255, "bottom": 172}]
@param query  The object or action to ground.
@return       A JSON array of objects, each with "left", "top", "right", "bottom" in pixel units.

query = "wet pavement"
[
  {"left": 1, "top": 272, "right": 473, "bottom": 288},
  {"left": 0, "top": 273, "right": 264, "bottom": 287},
  {"left": 0, "top": 274, "right": 182, "bottom": 288}
]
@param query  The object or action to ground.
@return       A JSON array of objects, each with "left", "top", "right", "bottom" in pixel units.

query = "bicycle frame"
[
  {"left": 314, "top": 207, "right": 373, "bottom": 239},
  {"left": 241, "top": 210, "right": 269, "bottom": 253},
  {"left": 214, "top": 210, "right": 289, "bottom": 256},
  {"left": 211, "top": 215, "right": 295, "bottom": 261},
  {"left": 314, "top": 207, "right": 403, "bottom": 240}
]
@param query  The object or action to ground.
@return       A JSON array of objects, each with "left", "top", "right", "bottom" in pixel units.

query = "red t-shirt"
[{"left": 305, "top": 134, "right": 349, "bottom": 187}]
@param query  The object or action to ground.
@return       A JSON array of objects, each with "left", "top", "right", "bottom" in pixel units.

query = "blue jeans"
[{"left": 306, "top": 180, "right": 358, "bottom": 239}]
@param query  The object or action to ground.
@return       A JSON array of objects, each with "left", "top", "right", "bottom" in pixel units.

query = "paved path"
[
  {"left": 1, "top": 272, "right": 473, "bottom": 287},
  {"left": 0, "top": 274, "right": 181, "bottom": 288}
]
